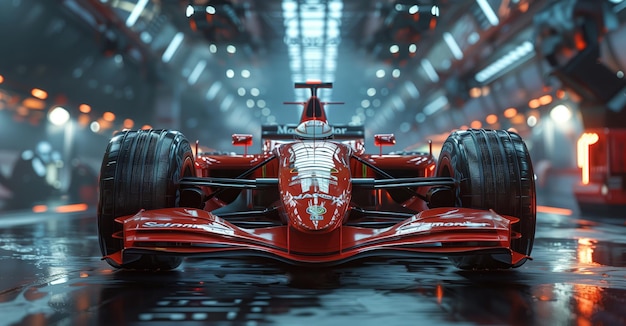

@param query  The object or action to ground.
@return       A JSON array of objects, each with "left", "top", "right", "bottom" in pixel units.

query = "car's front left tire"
[{"left": 98, "top": 129, "right": 194, "bottom": 270}]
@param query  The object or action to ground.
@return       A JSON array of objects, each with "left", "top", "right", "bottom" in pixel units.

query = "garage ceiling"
[{"left": 4, "top": 0, "right": 617, "bottom": 151}]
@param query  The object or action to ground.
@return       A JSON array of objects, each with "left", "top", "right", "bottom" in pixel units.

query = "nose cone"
[
  {"left": 286, "top": 194, "right": 348, "bottom": 232},
  {"left": 277, "top": 141, "right": 352, "bottom": 233}
]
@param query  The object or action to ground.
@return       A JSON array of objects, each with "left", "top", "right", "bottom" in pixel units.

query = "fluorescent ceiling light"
[
  {"left": 188, "top": 60, "right": 207, "bottom": 85},
  {"left": 206, "top": 81, "right": 222, "bottom": 101},
  {"left": 443, "top": 32, "right": 463, "bottom": 60},
  {"left": 220, "top": 95, "right": 234, "bottom": 112},
  {"left": 392, "top": 96, "right": 405, "bottom": 112},
  {"left": 421, "top": 59, "right": 439, "bottom": 83},
  {"left": 404, "top": 81, "right": 420, "bottom": 99},
  {"left": 126, "top": 0, "right": 149, "bottom": 27},
  {"left": 476, "top": 0, "right": 499, "bottom": 26},
  {"left": 474, "top": 41, "right": 535, "bottom": 83},
  {"left": 423, "top": 95, "right": 449, "bottom": 116},
  {"left": 162, "top": 32, "right": 184, "bottom": 62}
]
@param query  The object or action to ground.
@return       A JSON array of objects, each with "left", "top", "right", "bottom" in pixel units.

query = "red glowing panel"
[{"left": 577, "top": 133, "right": 599, "bottom": 185}]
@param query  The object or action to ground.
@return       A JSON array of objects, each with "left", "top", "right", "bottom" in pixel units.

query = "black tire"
[
  {"left": 98, "top": 129, "right": 195, "bottom": 270},
  {"left": 436, "top": 129, "right": 536, "bottom": 270}
]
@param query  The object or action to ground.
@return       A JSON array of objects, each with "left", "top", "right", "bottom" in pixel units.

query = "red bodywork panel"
[
  {"left": 109, "top": 207, "right": 523, "bottom": 266},
  {"left": 276, "top": 141, "right": 353, "bottom": 233}
]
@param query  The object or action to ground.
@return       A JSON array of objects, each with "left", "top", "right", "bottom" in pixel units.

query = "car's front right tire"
[{"left": 436, "top": 129, "right": 536, "bottom": 270}]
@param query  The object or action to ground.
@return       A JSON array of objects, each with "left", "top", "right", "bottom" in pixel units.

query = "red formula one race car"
[{"left": 97, "top": 82, "right": 536, "bottom": 271}]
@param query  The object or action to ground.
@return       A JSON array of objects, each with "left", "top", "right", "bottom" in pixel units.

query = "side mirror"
[
  {"left": 374, "top": 133, "right": 395, "bottom": 155},
  {"left": 232, "top": 134, "right": 253, "bottom": 155}
]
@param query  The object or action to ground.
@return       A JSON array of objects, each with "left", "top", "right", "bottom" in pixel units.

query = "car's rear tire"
[
  {"left": 436, "top": 129, "right": 536, "bottom": 270},
  {"left": 98, "top": 129, "right": 194, "bottom": 270}
]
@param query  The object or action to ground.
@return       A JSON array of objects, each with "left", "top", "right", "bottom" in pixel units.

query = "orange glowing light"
[
  {"left": 577, "top": 133, "right": 599, "bottom": 185},
  {"left": 80, "top": 272, "right": 89, "bottom": 278},
  {"left": 429, "top": 17, "right": 437, "bottom": 30},
  {"left": 556, "top": 89, "right": 566, "bottom": 99},
  {"left": 0, "top": 75, "right": 4, "bottom": 83},
  {"left": 519, "top": 1, "right": 529, "bottom": 12},
  {"left": 17, "top": 106, "right": 29, "bottom": 116},
  {"left": 141, "top": 124, "right": 152, "bottom": 130},
  {"left": 470, "top": 120, "right": 482, "bottom": 129},
  {"left": 78, "top": 114, "right": 90, "bottom": 126},
  {"left": 54, "top": 203, "right": 88, "bottom": 213},
  {"left": 436, "top": 284, "right": 444, "bottom": 304},
  {"left": 79, "top": 104, "right": 91, "bottom": 113},
  {"left": 528, "top": 99, "right": 540, "bottom": 109},
  {"left": 123, "top": 118, "right": 134, "bottom": 129},
  {"left": 22, "top": 98, "right": 46, "bottom": 110},
  {"left": 469, "top": 87, "right": 482, "bottom": 98},
  {"left": 538, "top": 95, "right": 553, "bottom": 106},
  {"left": 537, "top": 205, "right": 573, "bottom": 216},
  {"left": 31, "top": 88, "right": 48, "bottom": 100},
  {"left": 574, "top": 32, "right": 587, "bottom": 51},
  {"left": 575, "top": 284, "right": 601, "bottom": 321},
  {"left": 486, "top": 114, "right": 498, "bottom": 125},
  {"left": 189, "top": 19, "right": 198, "bottom": 32},
  {"left": 97, "top": 118, "right": 112, "bottom": 130},
  {"left": 577, "top": 238, "right": 596, "bottom": 265},
  {"left": 538, "top": 295, "right": 551, "bottom": 301},
  {"left": 102, "top": 111, "right": 116, "bottom": 122},
  {"left": 32, "top": 205, "right": 48, "bottom": 213},
  {"left": 503, "top": 108, "right": 517, "bottom": 119}
]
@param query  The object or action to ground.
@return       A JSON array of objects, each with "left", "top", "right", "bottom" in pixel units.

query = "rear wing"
[
  {"left": 294, "top": 81, "right": 332, "bottom": 97},
  {"left": 262, "top": 124, "right": 364, "bottom": 140},
  {"left": 295, "top": 82, "right": 332, "bottom": 89}
]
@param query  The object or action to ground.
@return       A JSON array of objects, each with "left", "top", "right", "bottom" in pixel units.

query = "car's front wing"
[{"left": 105, "top": 206, "right": 528, "bottom": 267}]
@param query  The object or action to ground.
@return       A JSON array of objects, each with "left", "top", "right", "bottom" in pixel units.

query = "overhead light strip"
[
  {"left": 423, "top": 95, "right": 449, "bottom": 116},
  {"left": 126, "top": 0, "right": 149, "bottom": 27},
  {"left": 443, "top": 32, "right": 463, "bottom": 60},
  {"left": 404, "top": 80, "right": 420, "bottom": 99},
  {"left": 421, "top": 59, "right": 439, "bottom": 83},
  {"left": 392, "top": 96, "right": 406, "bottom": 112},
  {"left": 206, "top": 81, "right": 223, "bottom": 101},
  {"left": 476, "top": 0, "right": 499, "bottom": 26},
  {"left": 220, "top": 94, "right": 234, "bottom": 112},
  {"left": 188, "top": 60, "right": 207, "bottom": 85},
  {"left": 162, "top": 32, "right": 184, "bottom": 62},
  {"left": 474, "top": 41, "right": 535, "bottom": 83}
]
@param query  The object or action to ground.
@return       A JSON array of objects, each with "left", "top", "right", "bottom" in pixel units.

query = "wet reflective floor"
[{"left": 1, "top": 202, "right": 625, "bottom": 326}]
